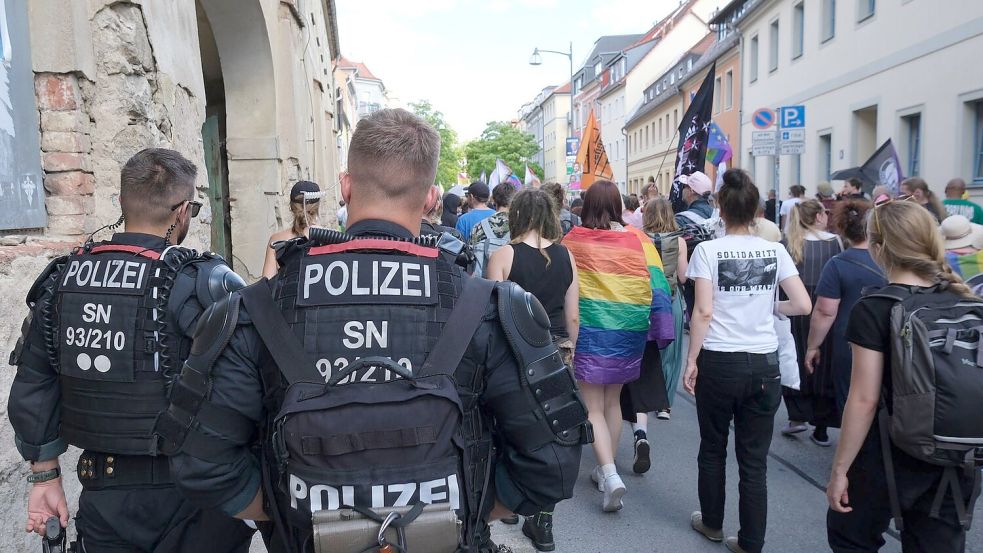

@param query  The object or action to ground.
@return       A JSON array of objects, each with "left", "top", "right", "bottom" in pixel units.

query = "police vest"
[
  {"left": 54, "top": 243, "right": 186, "bottom": 455},
  {"left": 257, "top": 238, "right": 490, "bottom": 541}
]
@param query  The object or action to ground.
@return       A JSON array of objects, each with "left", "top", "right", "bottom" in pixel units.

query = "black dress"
[
  {"left": 783, "top": 235, "right": 841, "bottom": 428},
  {"left": 507, "top": 242, "right": 573, "bottom": 339}
]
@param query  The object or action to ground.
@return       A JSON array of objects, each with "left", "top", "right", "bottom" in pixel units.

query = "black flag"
[{"left": 669, "top": 63, "right": 715, "bottom": 213}]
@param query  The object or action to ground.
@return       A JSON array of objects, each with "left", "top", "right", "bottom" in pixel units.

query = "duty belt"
[{"left": 77, "top": 452, "right": 171, "bottom": 490}]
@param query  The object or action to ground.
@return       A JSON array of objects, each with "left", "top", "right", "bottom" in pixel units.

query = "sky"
[{"left": 335, "top": 0, "right": 680, "bottom": 141}]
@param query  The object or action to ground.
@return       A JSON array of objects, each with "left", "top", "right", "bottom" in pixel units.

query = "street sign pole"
[{"left": 773, "top": 145, "right": 780, "bottom": 225}]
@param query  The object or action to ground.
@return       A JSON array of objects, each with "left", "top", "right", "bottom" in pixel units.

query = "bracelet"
[{"left": 27, "top": 467, "right": 60, "bottom": 484}]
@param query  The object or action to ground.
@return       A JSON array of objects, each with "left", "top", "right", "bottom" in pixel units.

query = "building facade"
[
  {"left": 734, "top": 0, "right": 983, "bottom": 198},
  {"left": 542, "top": 83, "right": 571, "bottom": 183},
  {"left": 0, "top": 2, "right": 340, "bottom": 548},
  {"left": 519, "top": 86, "right": 556, "bottom": 169}
]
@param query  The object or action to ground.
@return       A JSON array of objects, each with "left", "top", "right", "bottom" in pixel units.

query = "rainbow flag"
[
  {"left": 706, "top": 122, "right": 733, "bottom": 165},
  {"left": 563, "top": 226, "right": 674, "bottom": 384},
  {"left": 949, "top": 250, "right": 983, "bottom": 280}
]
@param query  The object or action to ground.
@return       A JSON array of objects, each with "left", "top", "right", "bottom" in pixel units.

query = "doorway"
[{"left": 196, "top": 1, "right": 232, "bottom": 262}]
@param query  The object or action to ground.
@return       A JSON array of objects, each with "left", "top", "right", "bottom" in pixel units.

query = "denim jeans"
[{"left": 695, "top": 349, "right": 782, "bottom": 553}]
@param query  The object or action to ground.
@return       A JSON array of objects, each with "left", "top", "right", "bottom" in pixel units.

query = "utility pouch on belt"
[{"left": 313, "top": 503, "right": 459, "bottom": 553}]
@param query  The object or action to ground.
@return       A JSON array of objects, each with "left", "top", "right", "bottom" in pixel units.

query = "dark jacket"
[
  {"left": 168, "top": 220, "right": 583, "bottom": 525},
  {"left": 675, "top": 196, "right": 714, "bottom": 227},
  {"left": 8, "top": 233, "right": 237, "bottom": 461}
]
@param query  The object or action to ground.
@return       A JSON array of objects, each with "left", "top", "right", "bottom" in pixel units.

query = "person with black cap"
[
  {"left": 262, "top": 180, "right": 321, "bottom": 278},
  {"left": 455, "top": 181, "right": 494, "bottom": 241}
]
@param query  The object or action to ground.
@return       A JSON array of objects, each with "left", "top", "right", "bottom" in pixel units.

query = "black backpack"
[
  {"left": 869, "top": 285, "right": 983, "bottom": 530},
  {"left": 239, "top": 276, "right": 495, "bottom": 552}
]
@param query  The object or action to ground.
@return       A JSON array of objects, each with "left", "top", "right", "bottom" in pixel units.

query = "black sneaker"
[
  {"left": 521, "top": 512, "right": 555, "bottom": 552},
  {"left": 810, "top": 428, "right": 832, "bottom": 447},
  {"left": 500, "top": 513, "right": 519, "bottom": 525},
  {"left": 632, "top": 431, "right": 651, "bottom": 474}
]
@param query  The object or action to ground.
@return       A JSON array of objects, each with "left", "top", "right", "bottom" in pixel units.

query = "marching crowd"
[
  {"left": 8, "top": 108, "right": 981, "bottom": 553},
  {"left": 436, "top": 167, "right": 982, "bottom": 553}
]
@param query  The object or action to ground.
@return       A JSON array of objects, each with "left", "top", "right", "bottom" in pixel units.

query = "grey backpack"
[
  {"left": 473, "top": 217, "right": 509, "bottom": 278},
  {"left": 870, "top": 285, "right": 983, "bottom": 530}
]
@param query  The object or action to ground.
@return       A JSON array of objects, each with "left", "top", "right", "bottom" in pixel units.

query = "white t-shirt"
[
  {"left": 779, "top": 197, "right": 802, "bottom": 230},
  {"left": 686, "top": 234, "right": 799, "bottom": 353}
]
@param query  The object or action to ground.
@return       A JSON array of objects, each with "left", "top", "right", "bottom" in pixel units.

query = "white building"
[
  {"left": 735, "top": 0, "right": 983, "bottom": 197},
  {"left": 519, "top": 86, "right": 556, "bottom": 169}
]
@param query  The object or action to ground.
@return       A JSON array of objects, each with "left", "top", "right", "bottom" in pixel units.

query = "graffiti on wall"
[{"left": 0, "top": 0, "right": 46, "bottom": 230}]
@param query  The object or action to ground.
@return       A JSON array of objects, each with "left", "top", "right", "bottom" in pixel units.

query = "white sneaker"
[
  {"left": 590, "top": 466, "right": 604, "bottom": 492},
  {"left": 656, "top": 409, "right": 671, "bottom": 420},
  {"left": 781, "top": 421, "right": 809, "bottom": 435},
  {"left": 601, "top": 473, "right": 626, "bottom": 512}
]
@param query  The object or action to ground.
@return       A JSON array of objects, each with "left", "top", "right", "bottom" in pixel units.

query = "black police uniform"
[
  {"left": 160, "top": 219, "right": 588, "bottom": 553},
  {"left": 8, "top": 232, "right": 255, "bottom": 553}
]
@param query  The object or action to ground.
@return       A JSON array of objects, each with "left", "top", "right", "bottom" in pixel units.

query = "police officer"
[
  {"left": 160, "top": 109, "right": 589, "bottom": 553},
  {"left": 8, "top": 148, "right": 254, "bottom": 552}
]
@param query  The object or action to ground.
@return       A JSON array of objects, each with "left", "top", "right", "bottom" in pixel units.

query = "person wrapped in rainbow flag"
[{"left": 561, "top": 180, "right": 674, "bottom": 512}]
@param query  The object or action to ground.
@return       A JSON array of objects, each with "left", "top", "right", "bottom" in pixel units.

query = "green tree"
[
  {"left": 463, "top": 121, "right": 542, "bottom": 184},
  {"left": 409, "top": 100, "right": 461, "bottom": 187}
]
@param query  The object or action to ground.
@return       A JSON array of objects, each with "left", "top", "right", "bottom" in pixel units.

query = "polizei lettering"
[
  {"left": 288, "top": 473, "right": 461, "bottom": 512},
  {"left": 297, "top": 253, "right": 438, "bottom": 306},
  {"left": 61, "top": 257, "right": 149, "bottom": 292}
]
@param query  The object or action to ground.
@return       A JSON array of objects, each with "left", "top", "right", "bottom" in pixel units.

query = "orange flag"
[{"left": 575, "top": 110, "right": 613, "bottom": 189}]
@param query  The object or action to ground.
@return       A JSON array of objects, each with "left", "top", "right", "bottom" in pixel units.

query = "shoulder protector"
[
  {"left": 156, "top": 292, "right": 253, "bottom": 459},
  {"left": 496, "top": 282, "right": 591, "bottom": 449},
  {"left": 26, "top": 255, "right": 68, "bottom": 307}
]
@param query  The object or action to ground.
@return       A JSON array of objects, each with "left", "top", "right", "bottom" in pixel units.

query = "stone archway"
[{"left": 197, "top": 0, "right": 279, "bottom": 280}]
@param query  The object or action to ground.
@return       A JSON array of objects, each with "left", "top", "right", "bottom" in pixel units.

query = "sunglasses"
[
  {"left": 871, "top": 194, "right": 915, "bottom": 235},
  {"left": 170, "top": 199, "right": 203, "bottom": 218}
]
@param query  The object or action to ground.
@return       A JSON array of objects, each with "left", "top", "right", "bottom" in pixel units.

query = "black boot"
[
  {"left": 521, "top": 512, "right": 555, "bottom": 552},
  {"left": 500, "top": 513, "right": 519, "bottom": 525}
]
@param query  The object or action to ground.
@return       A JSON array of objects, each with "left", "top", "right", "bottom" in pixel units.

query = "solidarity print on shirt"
[{"left": 716, "top": 249, "right": 778, "bottom": 294}]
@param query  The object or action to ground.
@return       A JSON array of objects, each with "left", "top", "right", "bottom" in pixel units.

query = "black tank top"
[{"left": 508, "top": 242, "right": 573, "bottom": 338}]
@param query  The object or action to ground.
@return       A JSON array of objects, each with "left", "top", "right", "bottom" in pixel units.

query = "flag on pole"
[
  {"left": 524, "top": 165, "right": 541, "bottom": 187},
  {"left": 575, "top": 110, "right": 613, "bottom": 189},
  {"left": 488, "top": 159, "right": 513, "bottom": 190},
  {"left": 479, "top": 170, "right": 487, "bottom": 184},
  {"left": 861, "top": 139, "right": 904, "bottom": 196},
  {"left": 706, "top": 122, "right": 733, "bottom": 165},
  {"left": 714, "top": 161, "right": 727, "bottom": 193},
  {"left": 670, "top": 63, "right": 715, "bottom": 213},
  {"left": 457, "top": 172, "right": 470, "bottom": 185}
]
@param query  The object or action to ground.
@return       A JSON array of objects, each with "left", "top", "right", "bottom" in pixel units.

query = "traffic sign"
[
  {"left": 752, "top": 129, "right": 777, "bottom": 156},
  {"left": 780, "top": 129, "right": 805, "bottom": 142},
  {"left": 780, "top": 105, "right": 805, "bottom": 128},
  {"left": 752, "top": 130, "right": 777, "bottom": 143},
  {"left": 752, "top": 108, "right": 775, "bottom": 129},
  {"left": 780, "top": 142, "right": 806, "bottom": 155}
]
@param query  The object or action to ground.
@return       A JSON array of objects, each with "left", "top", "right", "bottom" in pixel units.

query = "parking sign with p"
[{"left": 780, "top": 105, "right": 805, "bottom": 129}]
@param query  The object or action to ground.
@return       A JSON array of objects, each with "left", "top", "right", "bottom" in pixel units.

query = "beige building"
[
  {"left": 736, "top": 0, "right": 983, "bottom": 198},
  {"left": 542, "top": 82, "right": 571, "bottom": 183},
  {"left": 0, "top": 1, "right": 340, "bottom": 549}
]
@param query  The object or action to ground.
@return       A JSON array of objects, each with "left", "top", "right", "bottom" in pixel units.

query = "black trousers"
[
  {"left": 826, "top": 425, "right": 973, "bottom": 553},
  {"left": 76, "top": 486, "right": 254, "bottom": 553},
  {"left": 695, "top": 349, "right": 781, "bottom": 553}
]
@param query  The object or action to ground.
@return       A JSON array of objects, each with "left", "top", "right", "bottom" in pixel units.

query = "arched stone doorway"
[{"left": 196, "top": 0, "right": 279, "bottom": 280}]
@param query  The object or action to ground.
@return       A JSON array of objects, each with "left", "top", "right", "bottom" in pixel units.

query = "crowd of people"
[
  {"left": 441, "top": 166, "right": 983, "bottom": 553},
  {"left": 9, "top": 107, "right": 981, "bottom": 553}
]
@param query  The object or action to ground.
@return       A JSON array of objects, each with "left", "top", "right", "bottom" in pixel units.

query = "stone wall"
[{"left": 0, "top": 2, "right": 207, "bottom": 550}]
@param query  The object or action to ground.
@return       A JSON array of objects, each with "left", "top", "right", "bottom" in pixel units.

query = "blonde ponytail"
[{"left": 785, "top": 199, "right": 824, "bottom": 265}]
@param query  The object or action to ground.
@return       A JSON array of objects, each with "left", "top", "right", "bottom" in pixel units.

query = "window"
[
  {"left": 659, "top": 118, "right": 663, "bottom": 141},
  {"left": 858, "top": 0, "right": 875, "bottom": 22},
  {"left": 645, "top": 127, "right": 649, "bottom": 149},
  {"left": 673, "top": 109, "right": 678, "bottom": 130},
  {"left": 749, "top": 35, "right": 759, "bottom": 82},
  {"left": 974, "top": 102, "right": 983, "bottom": 183},
  {"left": 724, "top": 70, "right": 733, "bottom": 110},
  {"left": 903, "top": 113, "right": 921, "bottom": 176},
  {"left": 713, "top": 76, "right": 722, "bottom": 113},
  {"left": 594, "top": 61, "right": 602, "bottom": 75},
  {"left": 793, "top": 2, "right": 805, "bottom": 59},
  {"left": 819, "top": 133, "right": 832, "bottom": 181},
  {"left": 822, "top": 0, "right": 836, "bottom": 42},
  {"left": 670, "top": 72, "right": 676, "bottom": 85},
  {"left": 769, "top": 20, "right": 780, "bottom": 72}
]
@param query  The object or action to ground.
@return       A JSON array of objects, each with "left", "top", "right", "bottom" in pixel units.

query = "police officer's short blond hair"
[{"left": 347, "top": 108, "right": 440, "bottom": 205}]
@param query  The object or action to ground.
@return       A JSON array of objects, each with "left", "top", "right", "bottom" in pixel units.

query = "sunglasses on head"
[
  {"left": 170, "top": 199, "right": 203, "bottom": 218},
  {"left": 872, "top": 194, "right": 915, "bottom": 235}
]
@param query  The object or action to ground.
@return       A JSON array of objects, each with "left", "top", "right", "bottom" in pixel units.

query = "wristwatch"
[{"left": 27, "top": 467, "right": 60, "bottom": 484}]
